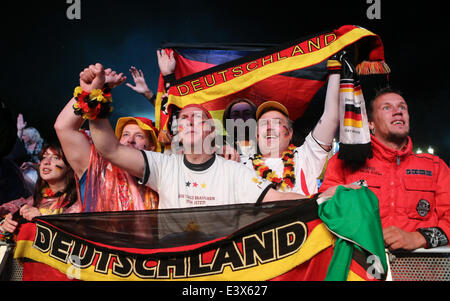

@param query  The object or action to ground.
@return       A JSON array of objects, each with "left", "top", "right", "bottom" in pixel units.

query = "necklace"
[
  {"left": 251, "top": 144, "right": 296, "bottom": 191},
  {"left": 41, "top": 187, "right": 65, "bottom": 198}
]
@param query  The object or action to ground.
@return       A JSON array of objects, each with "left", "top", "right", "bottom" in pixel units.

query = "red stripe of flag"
[{"left": 344, "top": 110, "right": 362, "bottom": 121}]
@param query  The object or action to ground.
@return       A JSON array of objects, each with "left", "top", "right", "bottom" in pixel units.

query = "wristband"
[
  {"left": 327, "top": 59, "right": 342, "bottom": 74},
  {"left": 148, "top": 93, "right": 156, "bottom": 104},
  {"left": 163, "top": 73, "right": 176, "bottom": 88},
  {"left": 417, "top": 227, "right": 449, "bottom": 248},
  {"left": 72, "top": 86, "right": 113, "bottom": 120}
]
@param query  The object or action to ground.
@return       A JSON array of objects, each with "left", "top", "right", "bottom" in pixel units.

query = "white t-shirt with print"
[
  {"left": 141, "top": 152, "right": 273, "bottom": 209},
  {"left": 241, "top": 132, "right": 329, "bottom": 196}
]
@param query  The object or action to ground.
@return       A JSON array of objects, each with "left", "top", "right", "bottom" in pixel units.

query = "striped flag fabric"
[
  {"left": 155, "top": 25, "right": 389, "bottom": 139},
  {"left": 14, "top": 190, "right": 387, "bottom": 281},
  {"left": 342, "top": 81, "right": 364, "bottom": 128}
]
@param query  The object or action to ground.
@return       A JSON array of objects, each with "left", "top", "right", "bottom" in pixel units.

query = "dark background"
[{"left": 1, "top": 0, "right": 448, "bottom": 163}]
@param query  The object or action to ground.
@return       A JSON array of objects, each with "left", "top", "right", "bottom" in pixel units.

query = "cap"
[
  {"left": 256, "top": 101, "right": 289, "bottom": 120},
  {"left": 115, "top": 117, "right": 161, "bottom": 152}
]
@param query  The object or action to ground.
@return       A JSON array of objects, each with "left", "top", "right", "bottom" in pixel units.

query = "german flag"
[
  {"left": 155, "top": 25, "right": 389, "bottom": 135},
  {"left": 14, "top": 188, "right": 387, "bottom": 281},
  {"left": 344, "top": 103, "right": 363, "bottom": 128}
]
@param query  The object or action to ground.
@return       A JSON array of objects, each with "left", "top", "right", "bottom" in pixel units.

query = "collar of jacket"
[{"left": 370, "top": 134, "right": 413, "bottom": 162}]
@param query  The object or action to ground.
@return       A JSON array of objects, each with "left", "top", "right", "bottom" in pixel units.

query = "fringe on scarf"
[{"left": 356, "top": 60, "right": 390, "bottom": 75}]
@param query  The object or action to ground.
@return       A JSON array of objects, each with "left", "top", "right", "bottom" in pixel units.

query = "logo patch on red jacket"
[
  {"left": 416, "top": 199, "right": 430, "bottom": 217},
  {"left": 406, "top": 169, "right": 432, "bottom": 176}
]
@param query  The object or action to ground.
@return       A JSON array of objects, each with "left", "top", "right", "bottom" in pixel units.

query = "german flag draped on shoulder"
[
  {"left": 155, "top": 24, "right": 389, "bottom": 139},
  {"left": 14, "top": 187, "right": 387, "bottom": 281}
]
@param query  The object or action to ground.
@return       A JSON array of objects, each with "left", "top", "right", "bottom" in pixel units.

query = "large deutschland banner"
[
  {"left": 14, "top": 187, "right": 387, "bottom": 281},
  {"left": 155, "top": 24, "right": 389, "bottom": 134}
]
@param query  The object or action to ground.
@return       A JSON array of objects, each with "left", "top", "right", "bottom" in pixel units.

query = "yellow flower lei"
[{"left": 251, "top": 144, "right": 296, "bottom": 191}]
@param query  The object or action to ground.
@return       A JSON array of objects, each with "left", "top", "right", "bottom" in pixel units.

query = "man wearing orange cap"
[
  {"left": 240, "top": 69, "right": 341, "bottom": 197},
  {"left": 55, "top": 67, "right": 160, "bottom": 212},
  {"left": 84, "top": 63, "right": 348, "bottom": 209}
]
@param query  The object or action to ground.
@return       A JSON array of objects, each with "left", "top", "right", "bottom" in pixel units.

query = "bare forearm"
[
  {"left": 312, "top": 73, "right": 340, "bottom": 148},
  {"left": 262, "top": 188, "right": 307, "bottom": 203},
  {"left": 88, "top": 118, "right": 145, "bottom": 179},
  {"left": 88, "top": 118, "right": 121, "bottom": 161},
  {"left": 54, "top": 98, "right": 85, "bottom": 132},
  {"left": 54, "top": 97, "right": 91, "bottom": 177}
]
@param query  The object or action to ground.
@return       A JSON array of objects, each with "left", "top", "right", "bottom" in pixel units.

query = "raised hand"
[
  {"left": 157, "top": 49, "right": 176, "bottom": 76},
  {"left": 79, "top": 63, "right": 105, "bottom": 92},
  {"left": 17, "top": 113, "right": 27, "bottom": 133},
  {"left": 105, "top": 68, "right": 127, "bottom": 89},
  {"left": 126, "top": 66, "right": 154, "bottom": 101}
]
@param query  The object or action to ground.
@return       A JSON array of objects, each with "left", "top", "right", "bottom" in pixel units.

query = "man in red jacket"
[{"left": 320, "top": 88, "right": 450, "bottom": 250}]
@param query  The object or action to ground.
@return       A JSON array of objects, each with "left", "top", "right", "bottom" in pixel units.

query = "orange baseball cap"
[
  {"left": 256, "top": 101, "right": 289, "bottom": 120},
  {"left": 115, "top": 117, "right": 161, "bottom": 152}
]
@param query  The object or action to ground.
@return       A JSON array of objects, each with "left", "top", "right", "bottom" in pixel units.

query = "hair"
[
  {"left": 222, "top": 98, "right": 257, "bottom": 128},
  {"left": 367, "top": 86, "right": 404, "bottom": 121},
  {"left": 33, "top": 141, "right": 78, "bottom": 209},
  {"left": 22, "top": 127, "right": 43, "bottom": 144}
]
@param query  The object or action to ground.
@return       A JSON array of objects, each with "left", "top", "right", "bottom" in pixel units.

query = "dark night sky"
[{"left": 1, "top": 0, "right": 448, "bottom": 163}]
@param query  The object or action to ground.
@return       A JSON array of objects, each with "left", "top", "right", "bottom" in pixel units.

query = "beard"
[{"left": 386, "top": 128, "right": 409, "bottom": 146}]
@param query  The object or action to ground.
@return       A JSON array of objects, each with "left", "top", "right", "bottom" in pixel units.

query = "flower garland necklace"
[
  {"left": 41, "top": 187, "right": 65, "bottom": 199},
  {"left": 251, "top": 144, "right": 296, "bottom": 191}
]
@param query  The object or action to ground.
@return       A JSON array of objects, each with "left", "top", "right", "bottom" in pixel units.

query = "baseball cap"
[
  {"left": 256, "top": 101, "right": 289, "bottom": 120},
  {"left": 115, "top": 117, "right": 161, "bottom": 152}
]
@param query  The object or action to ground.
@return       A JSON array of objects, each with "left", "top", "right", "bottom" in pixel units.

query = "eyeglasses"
[{"left": 258, "top": 118, "right": 288, "bottom": 129}]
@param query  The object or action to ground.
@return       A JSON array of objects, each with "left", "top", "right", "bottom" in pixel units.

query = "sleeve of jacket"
[
  {"left": 434, "top": 157, "right": 450, "bottom": 245},
  {"left": 319, "top": 153, "right": 347, "bottom": 193}
]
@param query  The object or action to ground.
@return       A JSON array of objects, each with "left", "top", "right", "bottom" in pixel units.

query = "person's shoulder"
[
  {"left": 217, "top": 154, "right": 249, "bottom": 169},
  {"left": 410, "top": 152, "right": 447, "bottom": 166},
  {"left": 143, "top": 149, "right": 177, "bottom": 158}
]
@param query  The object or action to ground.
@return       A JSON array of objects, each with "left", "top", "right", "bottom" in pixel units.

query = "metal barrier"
[
  {"left": 0, "top": 241, "right": 22, "bottom": 281},
  {"left": 388, "top": 246, "right": 450, "bottom": 281}
]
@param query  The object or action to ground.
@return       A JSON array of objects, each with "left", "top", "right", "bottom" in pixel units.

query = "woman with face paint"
[{"left": 0, "top": 142, "right": 80, "bottom": 234}]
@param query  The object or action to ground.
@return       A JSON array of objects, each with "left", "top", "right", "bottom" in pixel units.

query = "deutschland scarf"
[{"left": 337, "top": 57, "right": 375, "bottom": 164}]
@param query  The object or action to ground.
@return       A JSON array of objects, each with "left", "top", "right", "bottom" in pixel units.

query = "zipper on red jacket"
[{"left": 397, "top": 155, "right": 400, "bottom": 166}]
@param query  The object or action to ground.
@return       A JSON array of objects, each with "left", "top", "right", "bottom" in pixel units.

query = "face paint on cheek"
[{"left": 54, "top": 165, "right": 64, "bottom": 172}]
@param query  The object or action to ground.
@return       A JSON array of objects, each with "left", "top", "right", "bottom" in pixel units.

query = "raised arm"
[
  {"left": 85, "top": 63, "right": 146, "bottom": 179},
  {"left": 54, "top": 96, "right": 91, "bottom": 179},
  {"left": 89, "top": 118, "right": 145, "bottom": 179},
  {"left": 311, "top": 72, "right": 340, "bottom": 151},
  {"left": 54, "top": 66, "right": 127, "bottom": 178}
]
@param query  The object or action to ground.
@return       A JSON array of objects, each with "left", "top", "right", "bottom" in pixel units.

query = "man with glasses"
[{"left": 241, "top": 71, "right": 341, "bottom": 196}]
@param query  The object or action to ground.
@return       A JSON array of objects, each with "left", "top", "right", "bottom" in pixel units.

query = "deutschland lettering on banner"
[
  {"left": 155, "top": 24, "right": 389, "bottom": 137},
  {"left": 14, "top": 187, "right": 388, "bottom": 281}
]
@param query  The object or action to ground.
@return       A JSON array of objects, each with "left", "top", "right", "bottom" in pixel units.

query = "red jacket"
[{"left": 320, "top": 135, "right": 450, "bottom": 246}]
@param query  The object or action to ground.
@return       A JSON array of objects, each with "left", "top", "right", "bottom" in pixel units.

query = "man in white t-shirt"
[
  {"left": 241, "top": 71, "right": 340, "bottom": 196},
  {"left": 85, "top": 63, "right": 346, "bottom": 209},
  {"left": 138, "top": 104, "right": 276, "bottom": 209}
]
